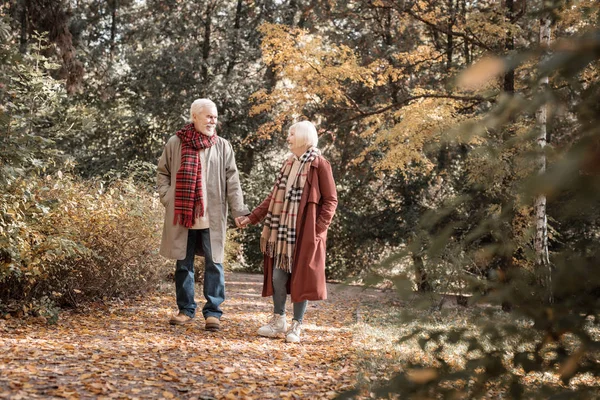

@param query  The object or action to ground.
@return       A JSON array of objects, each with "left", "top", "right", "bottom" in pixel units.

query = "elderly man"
[{"left": 157, "top": 98, "right": 249, "bottom": 331}]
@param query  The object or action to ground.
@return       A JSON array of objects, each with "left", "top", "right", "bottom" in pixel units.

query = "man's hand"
[{"left": 235, "top": 216, "right": 251, "bottom": 229}]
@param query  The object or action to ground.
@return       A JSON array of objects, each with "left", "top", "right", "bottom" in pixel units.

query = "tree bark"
[
  {"left": 460, "top": 0, "right": 470, "bottom": 65},
  {"left": 285, "top": 0, "right": 299, "bottom": 26},
  {"left": 19, "top": 0, "right": 28, "bottom": 54},
  {"left": 382, "top": 7, "right": 400, "bottom": 103},
  {"left": 27, "top": 0, "right": 84, "bottom": 94},
  {"left": 535, "top": 15, "right": 551, "bottom": 270},
  {"left": 201, "top": 2, "right": 214, "bottom": 83},
  {"left": 413, "top": 253, "right": 431, "bottom": 292},
  {"left": 109, "top": 0, "right": 119, "bottom": 62},
  {"left": 226, "top": 0, "right": 243, "bottom": 76},
  {"left": 503, "top": 0, "right": 515, "bottom": 93},
  {"left": 446, "top": 0, "right": 455, "bottom": 72}
]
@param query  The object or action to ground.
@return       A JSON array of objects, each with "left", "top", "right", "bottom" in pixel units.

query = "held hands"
[{"left": 235, "top": 215, "right": 251, "bottom": 229}]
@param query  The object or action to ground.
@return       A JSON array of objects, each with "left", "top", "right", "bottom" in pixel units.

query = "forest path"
[{"left": 0, "top": 272, "right": 366, "bottom": 399}]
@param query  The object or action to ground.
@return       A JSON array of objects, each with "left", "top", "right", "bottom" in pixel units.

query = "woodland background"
[{"left": 1, "top": 0, "right": 600, "bottom": 398}]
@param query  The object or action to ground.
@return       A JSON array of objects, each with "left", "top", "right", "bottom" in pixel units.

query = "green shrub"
[{"left": 0, "top": 173, "right": 167, "bottom": 317}]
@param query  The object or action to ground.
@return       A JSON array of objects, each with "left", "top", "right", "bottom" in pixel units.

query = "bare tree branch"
[{"left": 340, "top": 94, "right": 488, "bottom": 124}]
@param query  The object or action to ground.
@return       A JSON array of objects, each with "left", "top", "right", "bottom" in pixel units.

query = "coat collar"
[
  {"left": 306, "top": 155, "right": 321, "bottom": 186},
  {"left": 309, "top": 154, "right": 321, "bottom": 168}
]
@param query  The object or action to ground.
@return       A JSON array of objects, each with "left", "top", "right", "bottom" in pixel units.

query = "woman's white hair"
[
  {"left": 189, "top": 98, "right": 217, "bottom": 121},
  {"left": 289, "top": 120, "right": 319, "bottom": 148}
]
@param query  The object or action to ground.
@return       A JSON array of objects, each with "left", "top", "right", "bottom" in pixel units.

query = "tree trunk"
[
  {"left": 262, "top": 0, "right": 277, "bottom": 91},
  {"left": 460, "top": 0, "right": 470, "bottom": 65},
  {"left": 384, "top": 7, "right": 392, "bottom": 46},
  {"left": 109, "top": 0, "right": 119, "bottom": 62},
  {"left": 19, "top": 0, "right": 28, "bottom": 54},
  {"left": 446, "top": 0, "right": 455, "bottom": 72},
  {"left": 201, "top": 2, "right": 214, "bottom": 83},
  {"left": 413, "top": 253, "right": 431, "bottom": 292},
  {"left": 383, "top": 7, "right": 400, "bottom": 103},
  {"left": 226, "top": 0, "right": 243, "bottom": 76},
  {"left": 27, "top": 0, "right": 84, "bottom": 94},
  {"left": 503, "top": 0, "right": 515, "bottom": 93},
  {"left": 535, "top": 15, "right": 551, "bottom": 272},
  {"left": 285, "top": 0, "right": 298, "bottom": 26}
]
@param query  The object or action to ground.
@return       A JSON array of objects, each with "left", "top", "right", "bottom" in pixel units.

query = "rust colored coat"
[{"left": 248, "top": 155, "right": 338, "bottom": 302}]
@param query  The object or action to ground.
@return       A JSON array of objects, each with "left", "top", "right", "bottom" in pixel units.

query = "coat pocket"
[
  {"left": 315, "top": 219, "right": 328, "bottom": 238},
  {"left": 307, "top": 189, "right": 321, "bottom": 205},
  {"left": 160, "top": 187, "right": 173, "bottom": 206}
]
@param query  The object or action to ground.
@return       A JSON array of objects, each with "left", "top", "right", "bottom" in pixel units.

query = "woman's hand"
[{"left": 235, "top": 215, "right": 251, "bottom": 229}]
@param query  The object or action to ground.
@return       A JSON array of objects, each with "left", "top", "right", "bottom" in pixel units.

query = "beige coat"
[{"left": 157, "top": 135, "right": 249, "bottom": 262}]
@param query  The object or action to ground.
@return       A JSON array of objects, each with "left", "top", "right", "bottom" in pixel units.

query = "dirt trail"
[{"left": 0, "top": 272, "right": 362, "bottom": 399}]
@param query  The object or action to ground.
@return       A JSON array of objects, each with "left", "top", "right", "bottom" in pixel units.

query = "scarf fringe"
[
  {"left": 174, "top": 206, "right": 204, "bottom": 228},
  {"left": 263, "top": 240, "right": 292, "bottom": 273},
  {"left": 174, "top": 213, "right": 195, "bottom": 228},
  {"left": 264, "top": 239, "right": 275, "bottom": 258},
  {"left": 275, "top": 254, "right": 293, "bottom": 273},
  {"left": 194, "top": 204, "right": 204, "bottom": 219}
]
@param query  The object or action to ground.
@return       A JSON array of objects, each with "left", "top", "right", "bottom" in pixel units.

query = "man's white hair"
[
  {"left": 289, "top": 120, "right": 319, "bottom": 148},
  {"left": 189, "top": 98, "right": 217, "bottom": 121}
]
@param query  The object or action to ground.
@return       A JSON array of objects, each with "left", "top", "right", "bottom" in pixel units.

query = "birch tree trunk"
[
  {"left": 535, "top": 15, "right": 551, "bottom": 273},
  {"left": 460, "top": 0, "right": 470, "bottom": 65}
]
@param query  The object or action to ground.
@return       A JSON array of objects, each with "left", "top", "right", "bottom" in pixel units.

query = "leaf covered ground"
[
  {"left": 0, "top": 273, "right": 360, "bottom": 399},
  {"left": 3, "top": 273, "right": 599, "bottom": 399}
]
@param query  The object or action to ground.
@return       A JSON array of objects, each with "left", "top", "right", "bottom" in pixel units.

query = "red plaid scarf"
[
  {"left": 173, "top": 123, "right": 218, "bottom": 228},
  {"left": 260, "top": 147, "right": 320, "bottom": 272}
]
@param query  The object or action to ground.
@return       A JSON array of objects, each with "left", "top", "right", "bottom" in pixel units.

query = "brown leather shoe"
[
  {"left": 169, "top": 312, "right": 193, "bottom": 325},
  {"left": 205, "top": 316, "right": 220, "bottom": 331}
]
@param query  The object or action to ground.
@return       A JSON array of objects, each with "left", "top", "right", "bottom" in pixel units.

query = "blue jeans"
[
  {"left": 175, "top": 229, "right": 225, "bottom": 319},
  {"left": 272, "top": 267, "right": 308, "bottom": 323}
]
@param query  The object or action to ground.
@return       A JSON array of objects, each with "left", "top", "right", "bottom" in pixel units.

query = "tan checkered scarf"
[{"left": 260, "top": 147, "right": 321, "bottom": 272}]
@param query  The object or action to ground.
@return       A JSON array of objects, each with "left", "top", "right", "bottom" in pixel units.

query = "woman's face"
[{"left": 287, "top": 128, "right": 304, "bottom": 152}]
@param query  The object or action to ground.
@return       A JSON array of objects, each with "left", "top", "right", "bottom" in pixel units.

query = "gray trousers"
[{"left": 272, "top": 267, "right": 308, "bottom": 323}]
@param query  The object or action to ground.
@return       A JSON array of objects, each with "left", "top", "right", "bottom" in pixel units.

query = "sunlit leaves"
[{"left": 250, "top": 23, "right": 394, "bottom": 139}]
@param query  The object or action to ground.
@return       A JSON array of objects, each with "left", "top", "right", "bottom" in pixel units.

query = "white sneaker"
[
  {"left": 285, "top": 320, "right": 302, "bottom": 343},
  {"left": 257, "top": 314, "right": 287, "bottom": 337}
]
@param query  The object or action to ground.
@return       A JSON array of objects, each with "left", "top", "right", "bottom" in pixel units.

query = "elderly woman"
[{"left": 238, "top": 121, "right": 338, "bottom": 343}]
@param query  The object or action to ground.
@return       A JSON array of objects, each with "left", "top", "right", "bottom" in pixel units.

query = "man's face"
[{"left": 193, "top": 106, "right": 218, "bottom": 136}]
